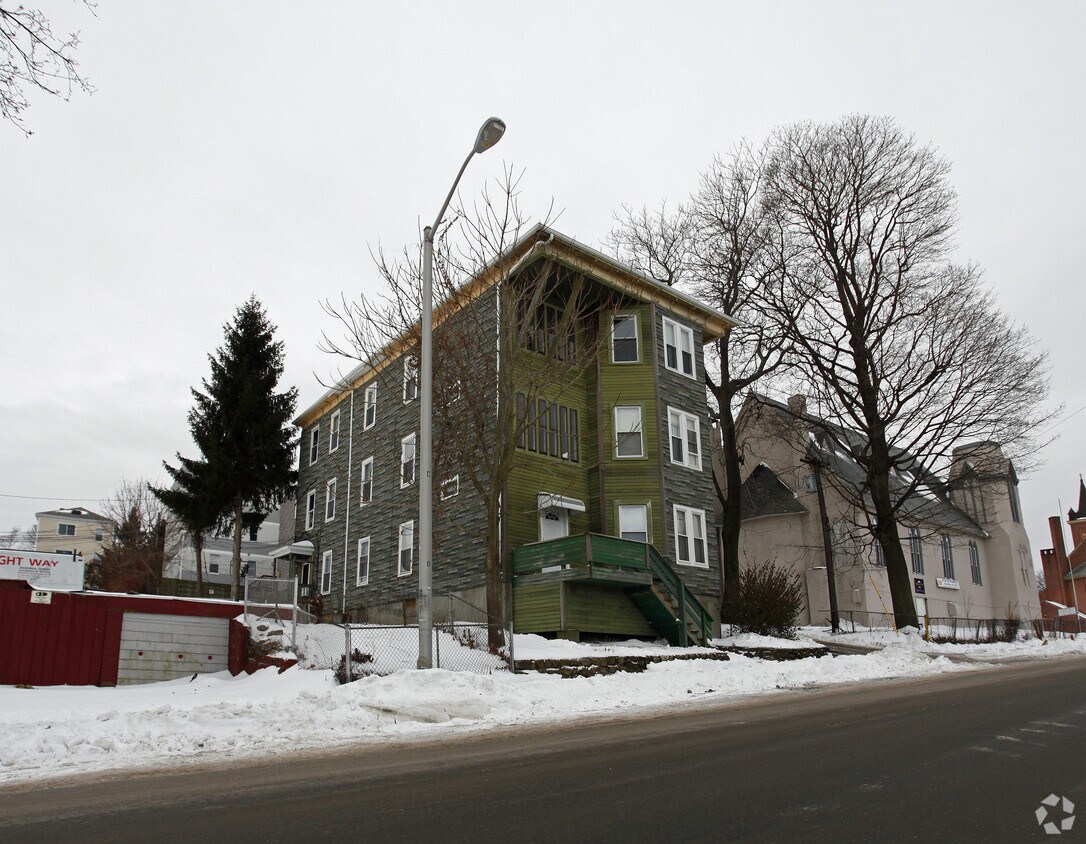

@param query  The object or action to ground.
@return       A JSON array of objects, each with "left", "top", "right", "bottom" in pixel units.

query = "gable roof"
[
  {"left": 1069, "top": 478, "right": 1086, "bottom": 521},
  {"left": 745, "top": 393, "right": 986, "bottom": 538},
  {"left": 34, "top": 507, "right": 109, "bottom": 522},
  {"left": 739, "top": 464, "right": 808, "bottom": 520},
  {"left": 295, "top": 224, "right": 739, "bottom": 427}
]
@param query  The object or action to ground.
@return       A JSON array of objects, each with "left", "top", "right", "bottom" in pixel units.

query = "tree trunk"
[
  {"left": 867, "top": 438, "right": 919, "bottom": 630},
  {"left": 716, "top": 390, "right": 743, "bottom": 623},
  {"left": 193, "top": 533, "right": 205, "bottom": 597},
  {"left": 230, "top": 494, "right": 243, "bottom": 601},
  {"left": 484, "top": 495, "right": 505, "bottom": 653}
]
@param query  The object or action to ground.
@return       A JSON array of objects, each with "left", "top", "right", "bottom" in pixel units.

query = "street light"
[{"left": 418, "top": 117, "right": 506, "bottom": 669}]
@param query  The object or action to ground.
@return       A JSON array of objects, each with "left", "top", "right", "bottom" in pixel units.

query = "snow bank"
[
  {"left": 1, "top": 640, "right": 969, "bottom": 785},
  {"left": 801, "top": 626, "right": 1086, "bottom": 659}
]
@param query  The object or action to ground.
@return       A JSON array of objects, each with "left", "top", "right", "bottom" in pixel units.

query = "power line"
[{"left": 0, "top": 493, "right": 108, "bottom": 502}]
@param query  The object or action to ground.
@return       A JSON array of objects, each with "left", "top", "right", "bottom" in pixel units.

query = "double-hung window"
[
  {"left": 968, "top": 541, "right": 982, "bottom": 585},
  {"left": 611, "top": 314, "right": 639, "bottom": 363},
  {"left": 320, "top": 550, "right": 333, "bottom": 594},
  {"left": 363, "top": 384, "right": 377, "bottom": 430},
  {"left": 305, "top": 489, "right": 316, "bottom": 530},
  {"left": 400, "top": 433, "right": 416, "bottom": 486},
  {"left": 57, "top": 523, "right": 75, "bottom": 536},
  {"left": 325, "top": 478, "right": 337, "bottom": 522},
  {"left": 668, "top": 408, "right": 701, "bottom": 469},
  {"left": 674, "top": 505, "right": 708, "bottom": 567},
  {"left": 403, "top": 359, "right": 418, "bottom": 402},
  {"left": 359, "top": 457, "right": 374, "bottom": 505},
  {"left": 398, "top": 520, "right": 414, "bottom": 576},
  {"left": 356, "top": 537, "right": 371, "bottom": 586},
  {"left": 909, "top": 527, "right": 924, "bottom": 575},
  {"left": 329, "top": 411, "right": 341, "bottom": 452},
  {"left": 614, "top": 406, "right": 644, "bottom": 458},
  {"left": 618, "top": 504, "right": 648, "bottom": 543},
  {"left": 940, "top": 534, "right": 955, "bottom": 580},
  {"left": 309, "top": 427, "right": 320, "bottom": 465},
  {"left": 662, "top": 317, "right": 695, "bottom": 378}
]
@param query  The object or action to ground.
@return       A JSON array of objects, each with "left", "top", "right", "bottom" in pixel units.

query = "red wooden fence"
[{"left": 0, "top": 580, "right": 247, "bottom": 686}]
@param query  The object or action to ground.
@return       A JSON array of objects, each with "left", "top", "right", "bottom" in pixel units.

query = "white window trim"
[
  {"left": 309, "top": 427, "right": 320, "bottom": 466},
  {"left": 440, "top": 475, "right": 460, "bottom": 500},
  {"left": 304, "top": 489, "right": 316, "bottom": 531},
  {"left": 57, "top": 523, "right": 76, "bottom": 536},
  {"left": 614, "top": 405, "right": 644, "bottom": 459},
  {"left": 610, "top": 313, "right": 639, "bottom": 364},
  {"left": 359, "top": 456, "right": 374, "bottom": 506},
  {"left": 403, "top": 358, "right": 418, "bottom": 402},
  {"left": 667, "top": 407, "right": 702, "bottom": 470},
  {"left": 363, "top": 384, "right": 377, "bottom": 430},
  {"left": 325, "top": 477, "right": 337, "bottom": 522},
  {"left": 673, "top": 504, "right": 709, "bottom": 568},
  {"left": 329, "top": 410, "right": 341, "bottom": 453},
  {"left": 320, "top": 549, "right": 333, "bottom": 595},
  {"left": 398, "top": 520, "right": 414, "bottom": 577},
  {"left": 618, "top": 503, "right": 649, "bottom": 543},
  {"left": 400, "top": 432, "right": 417, "bottom": 488},
  {"left": 356, "top": 536, "right": 371, "bottom": 586},
  {"left": 662, "top": 316, "right": 696, "bottom": 379}
]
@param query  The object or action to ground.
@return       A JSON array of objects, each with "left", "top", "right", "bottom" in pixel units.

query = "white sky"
[{"left": 2, "top": 1, "right": 1083, "bottom": 565}]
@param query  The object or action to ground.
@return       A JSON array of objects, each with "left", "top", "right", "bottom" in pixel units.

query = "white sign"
[
  {"left": 0, "top": 549, "right": 85, "bottom": 591},
  {"left": 1058, "top": 606, "right": 1077, "bottom": 617},
  {"left": 30, "top": 590, "right": 52, "bottom": 604},
  {"left": 936, "top": 577, "right": 960, "bottom": 590}
]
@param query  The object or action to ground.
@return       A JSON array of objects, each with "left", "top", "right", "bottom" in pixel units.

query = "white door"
[
  {"left": 539, "top": 507, "right": 569, "bottom": 541},
  {"left": 117, "top": 612, "right": 230, "bottom": 685}
]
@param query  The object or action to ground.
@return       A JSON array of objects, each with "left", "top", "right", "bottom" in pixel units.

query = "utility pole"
[{"left": 809, "top": 454, "right": 840, "bottom": 633}]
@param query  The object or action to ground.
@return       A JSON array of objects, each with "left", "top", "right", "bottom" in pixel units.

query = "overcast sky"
[{"left": 2, "top": 1, "right": 1083, "bottom": 565}]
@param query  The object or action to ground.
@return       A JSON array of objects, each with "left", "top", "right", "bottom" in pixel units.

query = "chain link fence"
[
  {"left": 823, "top": 609, "right": 1048, "bottom": 642},
  {"left": 291, "top": 593, "right": 513, "bottom": 680},
  {"left": 243, "top": 576, "right": 314, "bottom": 649}
]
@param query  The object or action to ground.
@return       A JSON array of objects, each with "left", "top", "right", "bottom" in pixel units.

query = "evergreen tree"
[
  {"left": 152, "top": 456, "right": 219, "bottom": 596},
  {"left": 169, "top": 296, "right": 298, "bottom": 599}
]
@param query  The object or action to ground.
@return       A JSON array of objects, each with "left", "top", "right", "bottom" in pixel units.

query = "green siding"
[
  {"left": 513, "top": 582, "right": 562, "bottom": 632},
  {"left": 597, "top": 305, "right": 665, "bottom": 543},
  {"left": 564, "top": 582, "right": 656, "bottom": 636}
]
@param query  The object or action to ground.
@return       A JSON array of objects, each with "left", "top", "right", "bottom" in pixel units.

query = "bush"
[
  {"left": 732, "top": 562, "right": 804, "bottom": 638},
  {"left": 334, "top": 648, "right": 375, "bottom": 684}
]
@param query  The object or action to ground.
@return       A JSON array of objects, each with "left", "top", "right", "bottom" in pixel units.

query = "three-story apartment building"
[{"left": 290, "top": 225, "right": 736, "bottom": 642}]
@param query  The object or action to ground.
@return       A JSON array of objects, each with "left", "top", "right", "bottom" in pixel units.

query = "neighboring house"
[
  {"left": 163, "top": 507, "right": 286, "bottom": 587},
  {"left": 1038, "top": 479, "right": 1086, "bottom": 625},
  {"left": 34, "top": 507, "right": 112, "bottom": 562},
  {"left": 290, "top": 225, "right": 736, "bottom": 643},
  {"left": 735, "top": 394, "right": 1040, "bottom": 625}
]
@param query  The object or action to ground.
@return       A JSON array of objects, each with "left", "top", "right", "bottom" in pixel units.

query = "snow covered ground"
[
  {"left": 801, "top": 626, "right": 1086, "bottom": 660},
  {"left": 2, "top": 624, "right": 1082, "bottom": 787}
]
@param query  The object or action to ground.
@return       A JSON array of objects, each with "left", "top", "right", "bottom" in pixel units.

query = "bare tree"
[
  {"left": 609, "top": 143, "right": 792, "bottom": 622},
  {"left": 1, "top": 2, "right": 95, "bottom": 133},
  {"left": 321, "top": 170, "right": 617, "bottom": 649},
  {"left": 763, "top": 115, "right": 1054, "bottom": 629},
  {"left": 0, "top": 525, "right": 34, "bottom": 549},
  {"left": 90, "top": 479, "right": 182, "bottom": 593}
]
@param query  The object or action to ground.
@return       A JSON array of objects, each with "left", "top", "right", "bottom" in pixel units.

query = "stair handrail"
[{"left": 644, "top": 544, "right": 713, "bottom": 645}]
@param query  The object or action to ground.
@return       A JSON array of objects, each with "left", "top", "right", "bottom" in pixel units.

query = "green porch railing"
[{"left": 512, "top": 533, "right": 712, "bottom": 646}]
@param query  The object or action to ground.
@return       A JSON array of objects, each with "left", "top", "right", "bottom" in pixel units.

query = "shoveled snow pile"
[{"left": 1, "top": 636, "right": 967, "bottom": 786}]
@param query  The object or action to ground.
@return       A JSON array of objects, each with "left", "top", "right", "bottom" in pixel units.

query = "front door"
[{"left": 539, "top": 507, "right": 569, "bottom": 541}]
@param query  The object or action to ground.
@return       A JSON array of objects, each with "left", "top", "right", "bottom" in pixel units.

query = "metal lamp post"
[{"left": 418, "top": 117, "right": 506, "bottom": 669}]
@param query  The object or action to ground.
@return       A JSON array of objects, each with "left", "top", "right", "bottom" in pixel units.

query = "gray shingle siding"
[
  {"left": 654, "top": 307, "right": 721, "bottom": 598},
  {"left": 295, "top": 290, "right": 497, "bottom": 617}
]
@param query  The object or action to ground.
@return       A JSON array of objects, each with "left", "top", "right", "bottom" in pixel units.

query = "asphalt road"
[{"left": 2, "top": 657, "right": 1084, "bottom": 843}]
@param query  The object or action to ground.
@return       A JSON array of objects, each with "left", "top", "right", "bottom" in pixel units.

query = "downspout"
[{"left": 341, "top": 387, "right": 356, "bottom": 619}]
